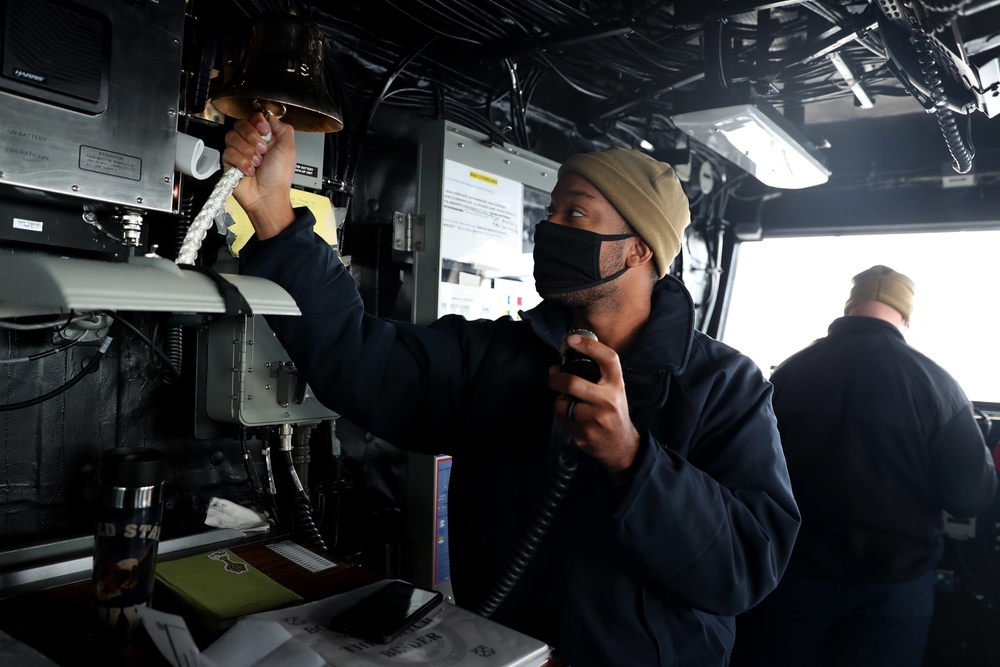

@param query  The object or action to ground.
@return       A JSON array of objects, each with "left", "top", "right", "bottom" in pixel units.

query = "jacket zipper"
[{"left": 638, "top": 585, "right": 663, "bottom": 665}]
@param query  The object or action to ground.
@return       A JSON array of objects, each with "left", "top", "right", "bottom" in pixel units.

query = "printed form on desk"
[{"left": 140, "top": 579, "right": 552, "bottom": 667}]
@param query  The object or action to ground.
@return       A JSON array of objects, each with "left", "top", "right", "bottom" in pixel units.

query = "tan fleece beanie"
[
  {"left": 844, "top": 265, "right": 915, "bottom": 320},
  {"left": 559, "top": 147, "right": 691, "bottom": 279}
]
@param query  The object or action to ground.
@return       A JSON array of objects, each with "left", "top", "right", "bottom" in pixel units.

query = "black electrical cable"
[
  {"left": 949, "top": 538, "right": 997, "bottom": 609},
  {"left": 695, "top": 178, "right": 742, "bottom": 332},
  {"left": 0, "top": 311, "right": 88, "bottom": 360},
  {"left": 533, "top": 51, "right": 610, "bottom": 99},
  {"left": 240, "top": 427, "right": 279, "bottom": 522},
  {"left": 279, "top": 448, "right": 328, "bottom": 553},
  {"left": 505, "top": 58, "right": 529, "bottom": 147},
  {"left": 0, "top": 339, "right": 82, "bottom": 365},
  {"left": 248, "top": 0, "right": 917, "bottom": 195},
  {"left": 99, "top": 311, "right": 181, "bottom": 383},
  {"left": 341, "top": 36, "right": 438, "bottom": 190},
  {"left": 325, "top": 419, "right": 342, "bottom": 553},
  {"left": 185, "top": 24, "right": 217, "bottom": 115},
  {"left": 0, "top": 311, "right": 91, "bottom": 332},
  {"left": 0, "top": 321, "right": 117, "bottom": 411},
  {"left": 317, "top": 0, "right": 875, "bottom": 136},
  {"left": 919, "top": 0, "right": 972, "bottom": 10},
  {"left": 382, "top": 0, "right": 496, "bottom": 43}
]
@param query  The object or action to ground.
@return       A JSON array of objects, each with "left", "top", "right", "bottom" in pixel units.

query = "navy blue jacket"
[
  {"left": 769, "top": 316, "right": 997, "bottom": 582},
  {"left": 240, "top": 209, "right": 800, "bottom": 667}
]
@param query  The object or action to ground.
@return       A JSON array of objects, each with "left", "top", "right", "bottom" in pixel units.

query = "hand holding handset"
[
  {"left": 559, "top": 329, "right": 599, "bottom": 434},
  {"left": 328, "top": 580, "right": 444, "bottom": 644}
]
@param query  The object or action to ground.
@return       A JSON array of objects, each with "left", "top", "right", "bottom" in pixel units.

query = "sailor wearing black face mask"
[
  {"left": 531, "top": 149, "right": 691, "bottom": 302},
  {"left": 531, "top": 222, "right": 636, "bottom": 296},
  {"left": 227, "top": 113, "right": 799, "bottom": 667}
]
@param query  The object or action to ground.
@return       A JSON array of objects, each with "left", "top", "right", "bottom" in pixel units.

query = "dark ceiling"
[{"left": 200, "top": 0, "right": 1000, "bottom": 230}]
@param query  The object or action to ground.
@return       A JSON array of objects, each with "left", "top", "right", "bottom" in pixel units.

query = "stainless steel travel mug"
[{"left": 91, "top": 447, "right": 166, "bottom": 639}]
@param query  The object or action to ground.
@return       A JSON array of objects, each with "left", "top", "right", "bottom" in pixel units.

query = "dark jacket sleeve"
[
  {"left": 929, "top": 403, "right": 997, "bottom": 519},
  {"left": 612, "top": 342, "right": 800, "bottom": 616}
]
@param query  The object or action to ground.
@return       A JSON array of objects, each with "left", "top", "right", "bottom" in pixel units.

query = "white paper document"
[
  {"left": 141, "top": 580, "right": 551, "bottom": 667},
  {"left": 141, "top": 607, "right": 326, "bottom": 667}
]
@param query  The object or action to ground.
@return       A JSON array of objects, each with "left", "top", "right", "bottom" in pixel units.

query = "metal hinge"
[{"left": 393, "top": 212, "right": 426, "bottom": 252}]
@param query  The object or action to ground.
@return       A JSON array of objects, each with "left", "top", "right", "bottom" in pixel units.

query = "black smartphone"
[{"left": 328, "top": 580, "right": 445, "bottom": 644}]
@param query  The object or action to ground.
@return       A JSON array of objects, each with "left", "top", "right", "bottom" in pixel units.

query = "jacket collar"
[
  {"left": 520, "top": 274, "right": 696, "bottom": 376},
  {"left": 828, "top": 315, "right": 906, "bottom": 341}
]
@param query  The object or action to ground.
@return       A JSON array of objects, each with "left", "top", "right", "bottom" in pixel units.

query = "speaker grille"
[{"left": 2, "top": 0, "right": 107, "bottom": 104}]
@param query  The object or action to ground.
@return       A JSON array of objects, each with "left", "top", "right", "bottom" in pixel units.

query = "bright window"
[{"left": 720, "top": 231, "right": 1000, "bottom": 405}]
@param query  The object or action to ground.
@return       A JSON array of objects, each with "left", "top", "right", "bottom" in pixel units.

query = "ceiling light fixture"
[{"left": 670, "top": 97, "right": 831, "bottom": 190}]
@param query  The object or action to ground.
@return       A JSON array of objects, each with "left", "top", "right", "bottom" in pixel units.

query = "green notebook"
[{"left": 155, "top": 549, "right": 303, "bottom": 632}]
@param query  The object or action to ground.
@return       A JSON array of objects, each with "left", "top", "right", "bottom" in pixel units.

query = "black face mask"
[{"left": 532, "top": 220, "right": 636, "bottom": 295}]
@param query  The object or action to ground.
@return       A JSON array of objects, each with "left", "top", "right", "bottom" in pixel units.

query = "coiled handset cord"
[
  {"left": 476, "top": 330, "right": 598, "bottom": 618},
  {"left": 908, "top": 25, "right": 974, "bottom": 174},
  {"left": 475, "top": 445, "right": 578, "bottom": 618}
]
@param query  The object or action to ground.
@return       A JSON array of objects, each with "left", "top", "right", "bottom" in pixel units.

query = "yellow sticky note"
[{"left": 224, "top": 189, "right": 340, "bottom": 256}]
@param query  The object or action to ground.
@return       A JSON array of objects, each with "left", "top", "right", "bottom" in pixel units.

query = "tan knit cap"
[
  {"left": 559, "top": 147, "right": 691, "bottom": 279},
  {"left": 844, "top": 265, "right": 915, "bottom": 320}
]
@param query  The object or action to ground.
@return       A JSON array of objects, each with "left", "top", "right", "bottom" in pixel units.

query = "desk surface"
[{"left": 0, "top": 537, "right": 382, "bottom": 665}]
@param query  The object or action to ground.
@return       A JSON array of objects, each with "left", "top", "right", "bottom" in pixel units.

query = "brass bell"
[{"left": 212, "top": 13, "right": 344, "bottom": 132}]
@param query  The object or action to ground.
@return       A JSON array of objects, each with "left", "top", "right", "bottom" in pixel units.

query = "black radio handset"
[
  {"left": 560, "top": 328, "right": 601, "bottom": 382},
  {"left": 559, "top": 328, "right": 600, "bottom": 453},
  {"left": 475, "top": 329, "right": 598, "bottom": 619}
]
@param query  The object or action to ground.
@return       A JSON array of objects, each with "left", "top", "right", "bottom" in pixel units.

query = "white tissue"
[{"left": 205, "top": 497, "right": 270, "bottom": 532}]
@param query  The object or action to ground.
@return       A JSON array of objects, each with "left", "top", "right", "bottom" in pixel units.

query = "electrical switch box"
[{"left": 205, "top": 314, "right": 338, "bottom": 426}]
